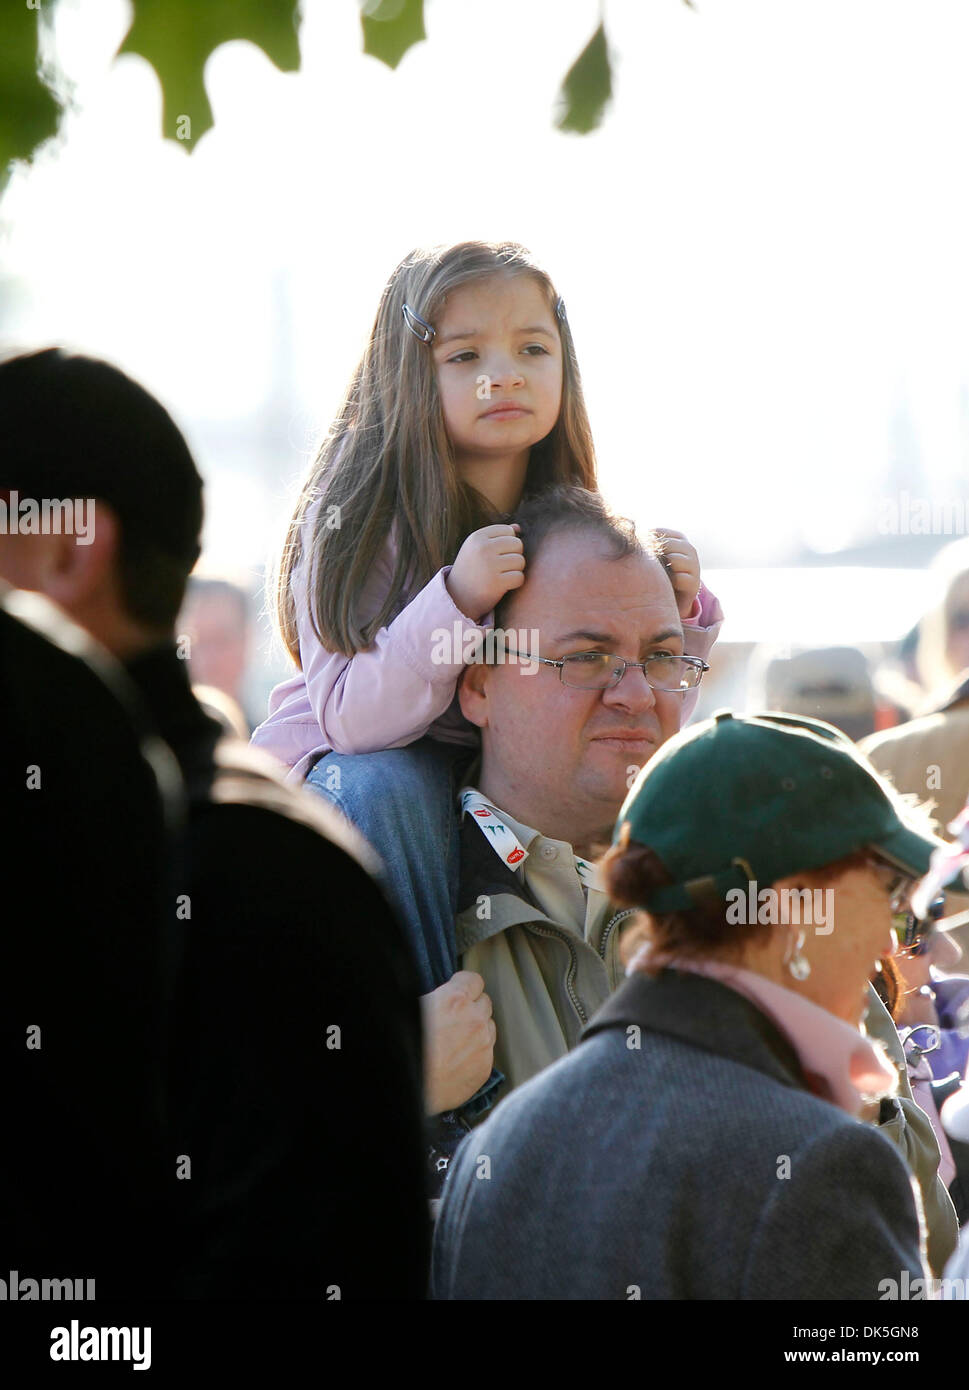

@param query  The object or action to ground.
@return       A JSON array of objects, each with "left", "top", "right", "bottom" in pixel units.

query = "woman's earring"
[{"left": 784, "top": 928, "right": 811, "bottom": 981}]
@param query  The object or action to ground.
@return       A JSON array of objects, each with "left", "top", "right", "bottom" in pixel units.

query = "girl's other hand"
[
  {"left": 446, "top": 523, "right": 525, "bottom": 623},
  {"left": 656, "top": 528, "right": 701, "bottom": 619}
]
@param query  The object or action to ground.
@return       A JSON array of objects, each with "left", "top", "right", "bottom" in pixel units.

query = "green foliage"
[
  {"left": 361, "top": 0, "right": 426, "bottom": 70},
  {"left": 0, "top": 0, "right": 699, "bottom": 187},
  {"left": 556, "top": 22, "right": 612, "bottom": 135},
  {"left": 119, "top": 0, "right": 302, "bottom": 143},
  {"left": 0, "top": 0, "right": 60, "bottom": 194}
]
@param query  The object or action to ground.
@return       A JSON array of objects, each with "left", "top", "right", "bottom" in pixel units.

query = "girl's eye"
[
  {"left": 447, "top": 351, "right": 478, "bottom": 364},
  {"left": 522, "top": 344, "right": 550, "bottom": 356}
]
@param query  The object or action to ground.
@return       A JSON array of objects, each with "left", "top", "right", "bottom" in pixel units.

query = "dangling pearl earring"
[{"left": 784, "top": 928, "right": 812, "bottom": 981}]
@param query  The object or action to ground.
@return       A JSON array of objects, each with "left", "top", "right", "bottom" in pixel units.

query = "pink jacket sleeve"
[
  {"left": 678, "top": 581, "right": 724, "bottom": 725},
  {"left": 295, "top": 529, "right": 493, "bottom": 755}
]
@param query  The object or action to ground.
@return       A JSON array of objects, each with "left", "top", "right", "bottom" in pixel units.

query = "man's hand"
[
  {"left": 656, "top": 528, "right": 701, "bottom": 620},
  {"left": 446, "top": 524, "right": 524, "bottom": 623},
  {"left": 420, "top": 970, "right": 496, "bottom": 1116}
]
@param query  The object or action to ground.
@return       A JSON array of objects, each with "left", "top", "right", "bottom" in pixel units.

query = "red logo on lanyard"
[
  {"left": 507, "top": 847, "right": 525, "bottom": 864},
  {"left": 473, "top": 808, "right": 490, "bottom": 818}
]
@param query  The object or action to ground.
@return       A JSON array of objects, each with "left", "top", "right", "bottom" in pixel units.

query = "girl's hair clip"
[
  {"left": 555, "top": 297, "right": 567, "bottom": 323},
  {"left": 402, "top": 303, "right": 435, "bottom": 343}
]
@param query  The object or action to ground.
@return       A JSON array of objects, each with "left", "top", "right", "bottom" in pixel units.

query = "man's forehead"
[{"left": 508, "top": 539, "right": 681, "bottom": 637}]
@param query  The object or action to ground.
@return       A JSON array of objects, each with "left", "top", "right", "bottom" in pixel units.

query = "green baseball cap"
[{"left": 614, "top": 709, "right": 947, "bottom": 913}]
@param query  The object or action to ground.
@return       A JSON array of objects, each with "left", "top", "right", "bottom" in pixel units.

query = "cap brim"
[{"left": 872, "top": 822, "right": 948, "bottom": 879}]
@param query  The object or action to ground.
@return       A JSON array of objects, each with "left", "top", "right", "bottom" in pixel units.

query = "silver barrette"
[{"left": 402, "top": 303, "right": 435, "bottom": 343}]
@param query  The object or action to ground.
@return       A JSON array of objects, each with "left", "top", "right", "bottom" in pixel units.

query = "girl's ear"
[{"left": 457, "top": 659, "right": 490, "bottom": 729}]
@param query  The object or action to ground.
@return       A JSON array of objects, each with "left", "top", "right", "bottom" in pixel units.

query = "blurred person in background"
[
  {"left": 915, "top": 537, "right": 969, "bottom": 703},
  {"left": 872, "top": 904, "right": 969, "bottom": 1223},
  {"left": 178, "top": 574, "right": 255, "bottom": 734},
  {"left": 747, "top": 644, "right": 877, "bottom": 742},
  {"left": 862, "top": 545, "right": 969, "bottom": 941}
]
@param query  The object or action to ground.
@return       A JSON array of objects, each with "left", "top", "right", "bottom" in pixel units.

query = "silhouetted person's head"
[{"left": 0, "top": 348, "right": 203, "bottom": 657}]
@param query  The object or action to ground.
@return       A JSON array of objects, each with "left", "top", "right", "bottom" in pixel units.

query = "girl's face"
[{"left": 432, "top": 273, "right": 563, "bottom": 475}]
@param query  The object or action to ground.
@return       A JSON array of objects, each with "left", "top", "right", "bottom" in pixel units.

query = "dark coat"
[
  {"left": 121, "top": 643, "right": 431, "bottom": 1299},
  {"left": 1, "top": 590, "right": 181, "bottom": 1297},
  {"left": 432, "top": 968, "right": 925, "bottom": 1300}
]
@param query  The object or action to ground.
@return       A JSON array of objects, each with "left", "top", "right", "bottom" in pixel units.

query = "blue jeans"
[{"left": 305, "top": 738, "right": 503, "bottom": 1168}]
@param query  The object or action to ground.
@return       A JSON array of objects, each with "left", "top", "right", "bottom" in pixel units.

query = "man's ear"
[
  {"left": 43, "top": 502, "right": 121, "bottom": 612},
  {"left": 458, "top": 659, "right": 490, "bottom": 730}
]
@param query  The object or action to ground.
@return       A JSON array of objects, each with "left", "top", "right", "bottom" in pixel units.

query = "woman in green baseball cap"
[
  {"left": 431, "top": 710, "right": 957, "bottom": 1299},
  {"left": 608, "top": 708, "right": 943, "bottom": 1028},
  {"left": 600, "top": 709, "right": 958, "bottom": 1286}
]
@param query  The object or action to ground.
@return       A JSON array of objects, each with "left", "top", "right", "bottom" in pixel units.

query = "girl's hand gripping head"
[
  {"left": 446, "top": 522, "right": 525, "bottom": 623},
  {"left": 655, "top": 528, "right": 702, "bottom": 619}
]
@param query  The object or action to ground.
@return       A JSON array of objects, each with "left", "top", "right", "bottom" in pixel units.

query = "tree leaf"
[
  {"left": 0, "top": 0, "right": 60, "bottom": 194},
  {"left": 360, "top": 0, "right": 425, "bottom": 71},
  {"left": 118, "top": 0, "right": 302, "bottom": 144},
  {"left": 555, "top": 22, "right": 612, "bottom": 136}
]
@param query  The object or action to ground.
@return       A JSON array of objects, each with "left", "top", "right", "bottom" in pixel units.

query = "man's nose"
[{"left": 599, "top": 663, "right": 658, "bottom": 713}]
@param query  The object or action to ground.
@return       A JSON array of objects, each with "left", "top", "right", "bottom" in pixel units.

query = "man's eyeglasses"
[{"left": 497, "top": 643, "right": 709, "bottom": 693}]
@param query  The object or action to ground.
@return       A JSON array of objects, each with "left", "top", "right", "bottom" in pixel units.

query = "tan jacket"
[
  {"left": 860, "top": 692, "right": 969, "bottom": 927},
  {"left": 455, "top": 814, "right": 629, "bottom": 1108},
  {"left": 864, "top": 985, "right": 958, "bottom": 1276},
  {"left": 860, "top": 697, "right": 969, "bottom": 835}
]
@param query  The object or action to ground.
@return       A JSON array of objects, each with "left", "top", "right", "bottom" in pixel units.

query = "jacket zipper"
[
  {"left": 524, "top": 921, "right": 587, "bottom": 1025},
  {"left": 598, "top": 908, "right": 637, "bottom": 968}
]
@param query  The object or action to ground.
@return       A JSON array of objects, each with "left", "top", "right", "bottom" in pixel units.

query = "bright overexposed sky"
[{"left": 3, "top": 0, "right": 969, "bottom": 627}]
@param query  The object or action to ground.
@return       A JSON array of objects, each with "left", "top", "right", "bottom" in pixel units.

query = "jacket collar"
[
  {"left": 123, "top": 641, "right": 222, "bottom": 790},
  {"left": 455, "top": 812, "right": 628, "bottom": 954},
  {"left": 455, "top": 813, "right": 560, "bottom": 951},
  {"left": 583, "top": 967, "right": 809, "bottom": 1093}
]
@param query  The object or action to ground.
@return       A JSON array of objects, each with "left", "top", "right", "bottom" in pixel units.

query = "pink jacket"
[{"left": 251, "top": 507, "right": 724, "bottom": 783}]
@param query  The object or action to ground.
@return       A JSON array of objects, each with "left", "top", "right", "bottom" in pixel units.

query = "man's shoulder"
[
  {"left": 863, "top": 704, "right": 969, "bottom": 757},
  {"left": 186, "top": 735, "right": 384, "bottom": 892}
]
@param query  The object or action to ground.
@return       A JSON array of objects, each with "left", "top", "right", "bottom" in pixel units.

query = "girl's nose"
[{"left": 486, "top": 356, "right": 526, "bottom": 390}]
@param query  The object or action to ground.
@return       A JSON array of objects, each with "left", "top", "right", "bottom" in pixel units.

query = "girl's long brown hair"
[{"left": 275, "top": 241, "right": 598, "bottom": 663}]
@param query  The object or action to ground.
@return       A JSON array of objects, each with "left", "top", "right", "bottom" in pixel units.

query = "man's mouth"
[{"left": 589, "top": 731, "right": 657, "bottom": 751}]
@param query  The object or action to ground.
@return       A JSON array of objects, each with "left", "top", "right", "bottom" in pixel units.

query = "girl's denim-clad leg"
[
  {"left": 305, "top": 737, "right": 503, "bottom": 1191},
  {"left": 306, "top": 737, "right": 471, "bottom": 994}
]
